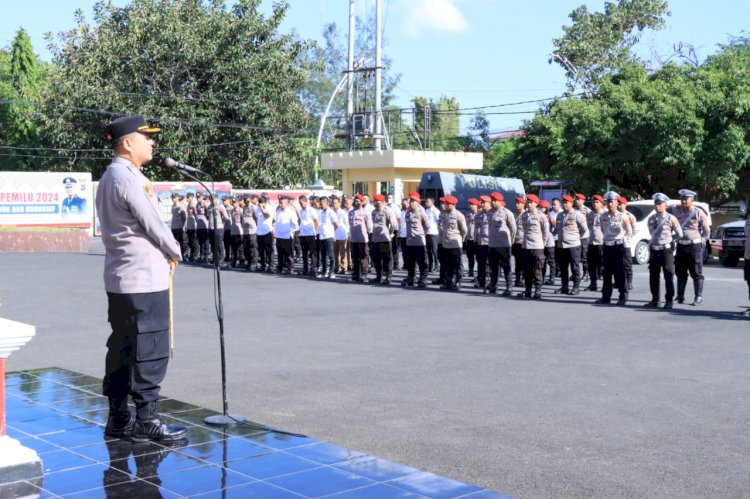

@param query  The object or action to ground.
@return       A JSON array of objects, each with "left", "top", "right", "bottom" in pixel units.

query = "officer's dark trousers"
[
  {"left": 488, "top": 246, "right": 511, "bottom": 288},
  {"left": 512, "top": 243, "right": 523, "bottom": 281},
  {"left": 444, "top": 247, "right": 463, "bottom": 285},
  {"left": 404, "top": 245, "right": 427, "bottom": 282},
  {"left": 171, "top": 229, "right": 186, "bottom": 260},
  {"left": 745, "top": 259, "right": 750, "bottom": 299},
  {"left": 372, "top": 241, "right": 392, "bottom": 277},
  {"left": 212, "top": 229, "right": 225, "bottom": 263},
  {"left": 186, "top": 229, "right": 198, "bottom": 261},
  {"left": 649, "top": 248, "right": 675, "bottom": 302},
  {"left": 391, "top": 236, "right": 400, "bottom": 268},
  {"left": 319, "top": 238, "right": 335, "bottom": 275},
  {"left": 258, "top": 233, "right": 274, "bottom": 269},
  {"left": 243, "top": 234, "right": 258, "bottom": 266},
  {"left": 558, "top": 246, "right": 582, "bottom": 290},
  {"left": 544, "top": 246, "right": 556, "bottom": 281},
  {"left": 231, "top": 235, "right": 244, "bottom": 265},
  {"left": 351, "top": 242, "right": 369, "bottom": 277},
  {"left": 523, "top": 248, "right": 546, "bottom": 290},
  {"left": 426, "top": 235, "right": 438, "bottom": 271},
  {"left": 602, "top": 244, "right": 627, "bottom": 301},
  {"left": 315, "top": 235, "right": 322, "bottom": 270},
  {"left": 293, "top": 233, "right": 302, "bottom": 260},
  {"left": 276, "top": 237, "right": 294, "bottom": 272},
  {"left": 300, "top": 235, "right": 316, "bottom": 273},
  {"left": 580, "top": 237, "right": 590, "bottom": 277},
  {"left": 622, "top": 245, "right": 633, "bottom": 284},
  {"left": 197, "top": 228, "right": 209, "bottom": 259},
  {"left": 399, "top": 238, "right": 407, "bottom": 268},
  {"left": 223, "top": 230, "right": 232, "bottom": 261},
  {"left": 437, "top": 244, "right": 446, "bottom": 282},
  {"left": 104, "top": 291, "right": 170, "bottom": 406},
  {"left": 464, "top": 240, "right": 476, "bottom": 274},
  {"left": 476, "top": 245, "right": 489, "bottom": 286},
  {"left": 587, "top": 244, "right": 603, "bottom": 282},
  {"left": 675, "top": 243, "right": 704, "bottom": 282}
]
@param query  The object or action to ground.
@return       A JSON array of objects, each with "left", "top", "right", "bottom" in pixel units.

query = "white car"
[{"left": 624, "top": 200, "right": 712, "bottom": 265}]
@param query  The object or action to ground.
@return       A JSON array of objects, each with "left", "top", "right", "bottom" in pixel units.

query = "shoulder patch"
[{"left": 144, "top": 183, "right": 155, "bottom": 198}]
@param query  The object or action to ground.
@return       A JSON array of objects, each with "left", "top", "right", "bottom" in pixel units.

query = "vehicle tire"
[
  {"left": 719, "top": 251, "right": 739, "bottom": 267},
  {"left": 634, "top": 240, "right": 650, "bottom": 265}
]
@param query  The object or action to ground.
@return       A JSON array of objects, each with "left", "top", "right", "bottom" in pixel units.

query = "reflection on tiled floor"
[{"left": 4, "top": 368, "right": 511, "bottom": 498}]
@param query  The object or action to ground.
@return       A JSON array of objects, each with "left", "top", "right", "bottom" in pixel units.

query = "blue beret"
[
  {"left": 652, "top": 192, "right": 669, "bottom": 203},
  {"left": 678, "top": 189, "right": 696, "bottom": 198}
]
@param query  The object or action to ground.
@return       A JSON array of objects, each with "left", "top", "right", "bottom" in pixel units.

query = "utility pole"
[
  {"left": 374, "top": 0, "right": 383, "bottom": 151},
  {"left": 347, "top": 0, "right": 355, "bottom": 152}
]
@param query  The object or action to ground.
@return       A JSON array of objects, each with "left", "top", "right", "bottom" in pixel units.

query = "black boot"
[
  {"left": 104, "top": 398, "right": 135, "bottom": 438},
  {"left": 676, "top": 278, "right": 687, "bottom": 304},
  {"left": 627, "top": 278, "right": 633, "bottom": 291},
  {"left": 417, "top": 273, "right": 427, "bottom": 288},
  {"left": 131, "top": 402, "right": 187, "bottom": 443},
  {"left": 369, "top": 272, "right": 382, "bottom": 284},
  {"left": 382, "top": 275, "right": 391, "bottom": 286},
  {"left": 502, "top": 280, "right": 513, "bottom": 296},
  {"left": 533, "top": 285, "right": 543, "bottom": 299},
  {"left": 692, "top": 279, "right": 704, "bottom": 305}
]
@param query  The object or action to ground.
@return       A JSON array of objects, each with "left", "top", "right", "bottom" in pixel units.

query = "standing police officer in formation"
[
  {"left": 230, "top": 196, "right": 245, "bottom": 268},
  {"left": 195, "top": 192, "right": 210, "bottom": 263},
  {"left": 185, "top": 192, "right": 198, "bottom": 262},
  {"left": 274, "top": 195, "right": 299, "bottom": 274},
  {"left": 349, "top": 196, "right": 372, "bottom": 282},
  {"left": 370, "top": 194, "right": 398, "bottom": 285},
  {"left": 512, "top": 197, "right": 526, "bottom": 286},
  {"left": 554, "top": 194, "right": 589, "bottom": 295},
  {"left": 97, "top": 115, "right": 186, "bottom": 442},
  {"left": 402, "top": 192, "right": 430, "bottom": 288},
  {"left": 540, "top": 200, "right": 557, "bottom": 286},
  {"left": 518, "top": 194, "right": 549, "bottom": 299},
  {"left": 256, "top": 196, "right": 275, "bottom": 272},
  {"left": 437, "top": 195, "right": 468, "bottom": 290},
  {"left": 170, "top": 192, "right": 186, "bottom": 260},
  {"left": 464, "top": 198, "right": 480, "bottom": 278},
  {"left": 221, "top": 196, "right": 233, "bottom": 264},
  {"left": 618, "top": 196, "right": 637, "bottom": 290},
  {"left": 596, "top": 192, "right": 633, "bottom": 306},
  {"left": 744, "top": 216, "right": 750, "bottom": 314},
  {"left": 243, "top": 194, "right": 259, "bottom": 271},
  {"left": 643, "top": 193, "right": 683, "bottom": 309},
  {"left": 574, "top": 193, "right": 592, "bottom": 283},
  {"left": 297, "top": 195, "right": 319, "bottom": 276},
  {"left": 586, "top": 195, "right": 605, "bottom": 291},
  {"left": 674, "top": 189, "right": 710, "bottom": 305},
  {"left": 206, "top": 194, "right": 227, "bottom": 267},
  {"left": 473, "top": 195, "right": 491, "bottom": 289},
  {"left": 485, "top": 192, "right": 515, "bottom": 296}
]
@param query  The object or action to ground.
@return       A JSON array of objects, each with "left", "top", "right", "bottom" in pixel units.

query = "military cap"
[
  {"left": 373, "top": 193, "right": 385, "bottom": 202},
  {"left": 438, "top": 196, "right": 446, "bottom": 203},
  {"left": 526, "top": 194, "right": 540, "bottom": 204},
  {"left": 259, "top": 196, "right": 268, "bottom": 203},
  {"left": 678, "top": 189, "right": 697, "bottom": 198},
  {"left": 652, "top": 192, "right": 669, "bottom": 203},
  {"left": 468, "top": 198, "right": 481, "bottom": 206},
  {"left": 408, "top": 191, "right": 421, "bottom": 201},
  {"left": 479, "top": 195, "right": 491, "bottom": 203},
  {"left": 562, "top": 194, "right": 574, "bottom": 203},
  {"left": 62, "top": 177, "right": 77, "bottom": 185},
  {"left": 592, "top": 194, "right": 604, "bottom": 202},
  {"left": 574, "top": 193, "right": 587, "bottom": 200},
  {"left": 444, "top": 195, "right": 458, "bottom": 205},
  {"left": 355, "top": 193, "right": 364, "bottom": 201},
  {"left": 490, "top": 192, "right": 504, "bottom": 202},
  {"left": 515, "top": 196, "right": 526, "bottom": 204},
  {"left": 539, "top": 200, "right": 551, "bottom": 208},
  {"left": 299, "top": 194, "right": 308, "bottom": 201},
  {"left": 171, "top": 192, "right": 181, "bottom": 198},
  {"left": 186, "top": 192, "right": 195, "bottom": 198},
  {"left": 196, "top": 192, "right": 204, "bottom": 198},
  {"left": 105, "top": 115, "right": 161, "bottom": 142},
  {"left": 248, "top": 194, "right": 258, "bottom": 200},
  {"left": 221, "top": 195, "right": 232, "bottom": 202},
  {"left": 603, "top": 191, "right": 620, "bottom": 201},
  {"left": 618, "top": 196, "right": 628, "bottom": 205},
  {"left": 330, "top": 194, "right": 339, "bottom": 201}
]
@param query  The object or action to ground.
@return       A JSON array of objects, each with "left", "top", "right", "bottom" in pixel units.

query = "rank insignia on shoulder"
[{"left": 144, "top": 183, "right": 155, "bottom": 197}]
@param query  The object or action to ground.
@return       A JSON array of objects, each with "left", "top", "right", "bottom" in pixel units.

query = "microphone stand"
[{"left": 173, "top": 167, "right": 247, "bottom": 426}]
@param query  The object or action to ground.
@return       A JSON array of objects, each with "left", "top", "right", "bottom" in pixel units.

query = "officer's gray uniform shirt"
[
  {"left": 438, "top": 210, "right": 467, "bottom": 249},
  {"left": 520, "top": 210, "right": 548, "bottom": 250},
  {"left": 406, "top": 206, "right": 429, "bottom": 246},
  {"left": 186, "top": 201, "right": 197, "bottom": 230},
  {"left": 648, "top": 212, "right": 682, "bottom": 246},
  {"left": 587, "top": 210, "right": 603, "bottom": 245},
  {"left": 372, "top": 208, "right": 397, "bottom": 243},
  {"left": 488, "top": 208, "right": 516, "bottom": 248},
  {"left": 474, "top": 211, "right": 490, "bottom": 246},
  {"left": 515, "top": 210, "right": 526, "bottom": 243},
  {"left": 231, "top": 206, "right": 244, "bottom": 236},
  {"left": 556, "top": 210, "right": 589, "bottom": 248},
  {"left": 600, "top": 211, "right": 632, "bottom": 242},
  {"left": 96, "top": 157, "right": 181, "bottom": 294},
  {"left": 465, "top": 211, "right": 477, "bottom": 242},
  {"left": 222, "top": 205, "right": 232, "bottom": 231},
  {"left": 170, "top": 203, "right": 186, "bottom": 230},
  {"left": 208, "top": 204, "right": 226, "bottom": 230},
  {"left": 195, "top": 201, "right": 209, "bottom": 229},
  {"left": 242, "top": 204, "right": 257, "bottom": 235},
  {"left": 744, "top": 218, "right": 750, "bottom": 261},
  {"left": 349, "top": 208, "right": 371, "bottom": 243},
  {"left": 675, "top": 207, "right": 710, "bottom": 242}
]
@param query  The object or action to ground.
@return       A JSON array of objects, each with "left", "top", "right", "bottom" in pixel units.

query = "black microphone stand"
[{"left": 174, "top": 167, "right": 246, "bottom": 426}]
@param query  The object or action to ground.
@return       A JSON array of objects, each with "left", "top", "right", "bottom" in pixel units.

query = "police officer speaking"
[{"left": 97, "top": 115, "right": 187, "bottom": 442}]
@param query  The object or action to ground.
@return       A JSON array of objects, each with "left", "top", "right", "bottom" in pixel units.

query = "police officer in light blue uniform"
[
  {"left": 97, "top": 115, "right": 186, "bottom": 443},
  {"left": 61, "top": 177, "right": 87, "bottom": 217}
]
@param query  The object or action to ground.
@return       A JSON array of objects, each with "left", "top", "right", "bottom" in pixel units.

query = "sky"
[{"left": 1, "top": 0, "right": 748, "bottom": 135}]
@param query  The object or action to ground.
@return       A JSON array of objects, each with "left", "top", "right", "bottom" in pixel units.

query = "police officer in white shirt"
[
  {"left": 274, "top": 195, "right": 299, "bottom": 274},
  {"left": 317, "top": 196, "right": 338, "bottom": 278},
  {"left": 297, "top": 195, "right": 319, "bottom": 276},
  {"left": 256, "top": 196, "right": 275, "bottom": 272},
  {"left": 424, "top": 197, "right": 441, "bottom": 273}
]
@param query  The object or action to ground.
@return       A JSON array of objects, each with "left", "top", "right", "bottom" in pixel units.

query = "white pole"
[
  {"left": 374, "top": 0, "right": 383, "bottom": 151},
  {"left": 347, "top": 0, "right": 355, "bottom": 151}
]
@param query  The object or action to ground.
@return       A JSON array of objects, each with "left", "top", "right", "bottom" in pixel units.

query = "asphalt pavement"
[{"left": 3, "top": 240, "right": 750, "bottom": 498}]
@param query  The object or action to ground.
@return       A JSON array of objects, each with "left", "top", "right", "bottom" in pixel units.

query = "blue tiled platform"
[{"left": 4, "top": 368, "right": 510, "bottom": 498}]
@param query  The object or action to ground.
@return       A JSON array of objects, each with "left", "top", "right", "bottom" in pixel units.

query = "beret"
[
  {"left": 490, "top": 192, "right": 504, "bottom": 201},
  {"left": 526, "top": 194, "right": 540, "bottom": 204},
  {"left": 562, "top": 194, "right": 574, "bottom": 203},
  {"left": 444, "top": 195, "right": 458, "bottom": 205}
]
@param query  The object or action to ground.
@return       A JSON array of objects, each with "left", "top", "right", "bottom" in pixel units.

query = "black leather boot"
[
  {"left": 533, "top": 285, "right": 543, "bottom": 299},
  {"left": 676, "top": 278, "right": 687, "bottom": 303},
  {"left": 104, "top": 398, "right": 135, "bottom": 438},
  {"left": 131, "top": 402, "right": 187, "bottom": 443},
  {"left": 692, "top": 279, "right": 704, "bottom": 305}
]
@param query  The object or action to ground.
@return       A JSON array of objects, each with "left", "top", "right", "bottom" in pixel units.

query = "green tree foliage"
[
  {"left": 42, "top": 0, "right": 314, "bottom": 187},
  {"left": 413, "top": 96, "right": 461, "bottom": 151},
  {"left": 551, "top": 0, "right": 669, "bottom": 96}
]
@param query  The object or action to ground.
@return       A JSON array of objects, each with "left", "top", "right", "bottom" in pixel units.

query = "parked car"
[
  {"left": 709, "top": 217, "right": 747, "bottom": 267},
  {"left": 625, "top": 200, "right": 712, "bottom": 265}
]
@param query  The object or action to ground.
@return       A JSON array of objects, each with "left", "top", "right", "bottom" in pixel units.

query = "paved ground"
[{"left": 3, "top": 241, "right": 750, "bottom": 498}]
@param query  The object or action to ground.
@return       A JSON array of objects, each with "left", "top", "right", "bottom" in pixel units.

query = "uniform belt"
[
  {"left": 604, "top": 240, "right": 624, "bottom": 246},
  {"left": 650, "top": 244, "right": 669, "bottom": 251},
  {"left": 678, "top": 239, "right": 702, "bottom": 245}
]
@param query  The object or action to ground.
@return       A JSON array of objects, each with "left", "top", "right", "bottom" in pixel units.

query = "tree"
[
  {"left": 413, "top": 96, "right": 461, "bottom": 151},
  {"left": 551, "top": 0, "right": 670, "bottom": 96},
  {"left": 41, "top": 0, "right": 314, "bottom": 187}
]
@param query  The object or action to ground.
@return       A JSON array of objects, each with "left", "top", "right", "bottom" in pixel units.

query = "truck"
[{"left": 417, "top": 172, "right": 525, "bottom": 212}]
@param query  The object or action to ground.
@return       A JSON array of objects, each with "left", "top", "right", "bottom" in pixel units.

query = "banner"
[{"left": 0, "top": 172, "right": 93, "bottom": 228}]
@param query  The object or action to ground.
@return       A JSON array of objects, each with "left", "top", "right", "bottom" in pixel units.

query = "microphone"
[{"left": 164, "top": 157, "right": 205, "bottom": 174}]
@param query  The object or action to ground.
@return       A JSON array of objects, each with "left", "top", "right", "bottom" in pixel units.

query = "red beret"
[
  {"left": 592, "top": 194, "right": 604, "bottom": 202},
  {"left": 540, "top": 200, "right": 550, "bottom": 208},
  {"left": 355, "top": 193, "right": 364, "bottom": 201},
  {"left": 439, "top": 196, "right": 447, "bottom": 203},
  {"left": 575, "top": 193, "right": 587, "bottom": 200},
  {"left": 479, "top": 195, "right": 491, "bottom": 203},
  {"left": 562, "top": 194, "right": 574, "bottom": 203},
  {"left": 618, "top": 196, "right": 628, "bottom": 204},
  {"left": 490, "top": 192, "right": 504, "bottom": 201},
  {"left": 526, "top": 194, "right": 540, "bottom": 204},
  {"left": 515, "top": 196, "right": 526, "bottom": 204},
  {"left": 408, "top": 191, "right": 421, "bottom": 201},
  {"left": 373, "top": 194, "right": 385, "bottom": 202},
  {"left": 444, "top": 195, "right": 458, "bottom": 205},
  {"left": 468, "top": 198, "right": 481, "bottom": 206}
]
